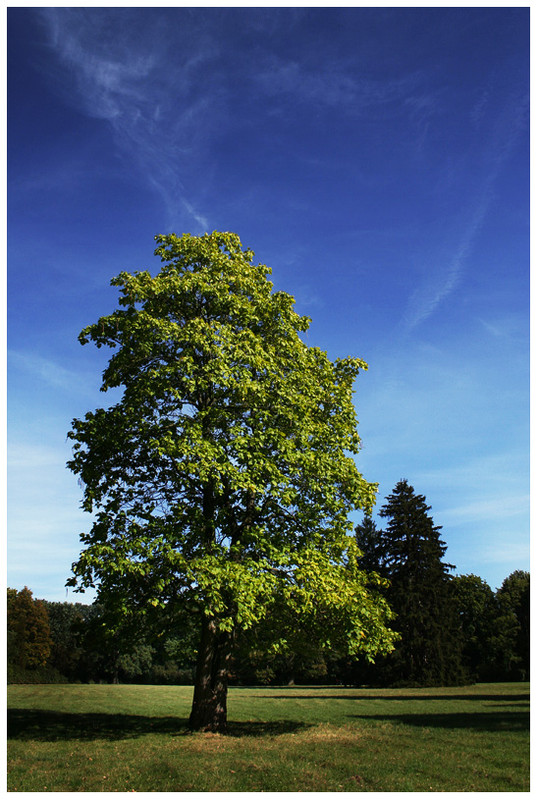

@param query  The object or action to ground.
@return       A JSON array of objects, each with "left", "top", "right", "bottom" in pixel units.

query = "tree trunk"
[{"left": 189, "top": 616, "right": 233, "bottom": 732}]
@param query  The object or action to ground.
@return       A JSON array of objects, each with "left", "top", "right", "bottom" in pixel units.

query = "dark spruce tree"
[
  {"left": 355, "top": 480, "right": 465, "bottom": 687},
  {"left": 354, "top": 515, "right": 386, "bottom": 575}
]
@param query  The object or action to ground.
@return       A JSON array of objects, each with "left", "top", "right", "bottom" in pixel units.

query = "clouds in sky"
[
  {"left": 255, "top": 56, "right": 428, "bottom": 118},
  {"left": 9, "top": 350, "right": 92, "bottom": 395},
  {"left": 403, "top": 190, "right": 490, "bottom": 332},
  {"left": 403, "top": 88, "right": 529, "bottom": 332},
  {"left": 39, "top": 8, "right": 215, "bottom": 229},
  {"left": 37, "top": 8, "right": 443, "bottom": 237},
  {"left": 8, "top": 440, "right": 94, "bottom": 601},
  {"left": 418, "top": 453, "right": 529, "bottom": 587},
  {"left": 8, "top": 7, "right": 528, "bottom": 600},
  {"left": 353, "top": 327, "right": 528, "bottom": 589}
]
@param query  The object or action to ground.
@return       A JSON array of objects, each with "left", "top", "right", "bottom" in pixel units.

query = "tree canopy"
[
  {"left": 494, "top": 570, "right": 530, "bottom": 680},
  {"left": 450, "top": 574, "right": 498, "bottom": 681},
  {"left": 67, "top": 231, "right": 396, "bottom": 729},
  {"left": 7, "top": 587, "right": 52, "bottom": 671}
]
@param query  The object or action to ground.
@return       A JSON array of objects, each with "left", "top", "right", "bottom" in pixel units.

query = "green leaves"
[{"left": 68, "top": 231, "right": 394, "bottom": 660}]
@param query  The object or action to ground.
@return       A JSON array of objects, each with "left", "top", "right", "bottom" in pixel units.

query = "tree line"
[{"left": 8, "top": 478, "right": 529, "bottom": 688}]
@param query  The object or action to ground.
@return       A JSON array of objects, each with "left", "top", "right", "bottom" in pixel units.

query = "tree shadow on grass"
[
  {"left": 347, "top": 710, "right": 530, "bottom": 733},
  {"left": 257, "top": 693, "right": 530, "bottom": 703},
  {"left": 7, "top": 709, "right": 310, "bottom": 742}
]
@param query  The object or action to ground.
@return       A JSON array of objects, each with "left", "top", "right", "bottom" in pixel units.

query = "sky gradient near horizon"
[{"left": 7, "top": 7, "right": 529, "bottom": 602}]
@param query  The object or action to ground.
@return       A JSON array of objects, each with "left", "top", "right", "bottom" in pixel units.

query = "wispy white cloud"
[
  {"left": 8, "top": 441, "right": 66, "bottom": 470},
  {"left": 403, "top": 90, "right": 528, "bottom": 331},
  {"left": 412, "top": 449, "right": 529, "bottom": 580},
  {"left": 7, "top": 438, "right": 96, "bottom": 601},
  {"left": 356, "top": 345, "right": 529, "bottom": 557},
  {"left": 38, "top": 8, "right": 213, "bottom": 231},
  {"left": 476, "top": 540, "right": 530, "bottom": 568},
  {"left": 470, "top": 87, "right": 491, "bottom": 128},
  {"left": 403, "top": 188, "right": 491, "bottom": 331},
  {"left": 257, "top": 60, "right": 359, "bottom": 107},
  {"left": 451, "top": 534, "right": 529, "bottom": 589},
  {"left": 415, "top": 449, "right": 529, "bottom": 492},
  {"left": 437, "top": 494, "right": 529, "bottom": 525},
  {"left": 8, "top": 506, "right": 97, "bottom": 602},
  {"left": 255, "top": 56, "right": 431, "bottom": 121},
  {"left": 360, "top": 444, "right": 529, "bottom": 586},
  {"left": 8, "top": 350, "right": 92, "bottom": 394},
  {"left": 478, "top": 314, "right": 529, "bottom": 344}
]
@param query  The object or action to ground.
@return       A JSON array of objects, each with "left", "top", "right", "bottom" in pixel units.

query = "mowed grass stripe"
[{"left": 7, "top": 682, "right": 529, "bottom": 792}]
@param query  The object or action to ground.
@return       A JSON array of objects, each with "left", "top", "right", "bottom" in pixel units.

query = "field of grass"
[{"left": 7, "top": 682, "right": 529, "bottom": 792}]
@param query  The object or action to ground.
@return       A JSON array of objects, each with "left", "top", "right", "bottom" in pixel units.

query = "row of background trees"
[{"left": 8, "top": 479, "right": 529, "bottom": 688}]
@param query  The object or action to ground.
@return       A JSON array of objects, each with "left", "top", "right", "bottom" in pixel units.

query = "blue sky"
[{"left": 7, "top": 6, "right": 529, "bottom": 602}]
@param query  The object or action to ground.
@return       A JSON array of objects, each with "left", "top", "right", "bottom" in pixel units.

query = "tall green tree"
[
  {"left": 7, "top": 587, "right": 53, "bottom": 670},
  {"left": 362, "top": 480, "right": 464, "bottom": 686},
  {"left": 43, "top": 600, "right": 99, "bottom": 681},
  {"left": 450, "top": 574, "right": 498, "bottom": 681},
  {"left": 67, "top": 231, "right": 396, "bottom": 730},
  {"left": 493, "top": 570, "right": 530, "bottom": 680}
]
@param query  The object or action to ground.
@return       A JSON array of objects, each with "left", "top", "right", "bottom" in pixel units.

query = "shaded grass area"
[
  {"left": 7, "top": 708, "right": 307, "bottom": 741},
  {"left": 7, "top": 682, "right": 529, "bottom": 792}
]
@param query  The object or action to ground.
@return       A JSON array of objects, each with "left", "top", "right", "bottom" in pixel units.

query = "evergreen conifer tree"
[
  {"left": 354, "top": 515, "right": 385, "bottom": 575},
  {"left": 362, "top": 480, "right": 464, "bottom": 686}
]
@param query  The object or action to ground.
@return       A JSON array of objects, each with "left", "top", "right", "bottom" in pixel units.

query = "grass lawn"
[{"left": 7, "top": 682, "right": 529, "bottom": 792}]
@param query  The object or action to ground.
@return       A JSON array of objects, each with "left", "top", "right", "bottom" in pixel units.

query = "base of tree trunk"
[
  {"left": 189, "top": 616, "right": 232, "bottom": 733},
  {"left": 189, "top": 700, "right": 227, "bottom": 733}
]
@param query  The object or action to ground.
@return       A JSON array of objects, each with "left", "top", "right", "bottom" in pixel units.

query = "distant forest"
[{"left": 7, "top": 568, "right": 529, "bottom": 688}]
